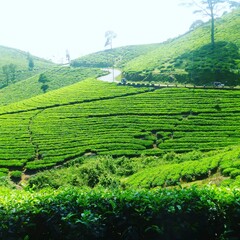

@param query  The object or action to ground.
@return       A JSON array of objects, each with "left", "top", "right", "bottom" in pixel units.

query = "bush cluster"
[{"left": 0, "top": 186, "right": 239, "bottom": 240}]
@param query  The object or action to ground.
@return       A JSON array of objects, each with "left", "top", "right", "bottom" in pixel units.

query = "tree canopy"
[{"left": 182, "top": 0, "right": 240, "bottom": 46}]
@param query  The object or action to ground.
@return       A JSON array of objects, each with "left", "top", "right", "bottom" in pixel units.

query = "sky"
[{"left": 0, "top": 0, "right": 198, "bottom": 62}]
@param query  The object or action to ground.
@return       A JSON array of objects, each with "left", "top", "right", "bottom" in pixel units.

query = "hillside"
[
  {"left": 26, "top": 144, "right": 240, "bottom": 190},
  {"left": 70, "top": 9, "right": 240, "bottom": 86},
  {"left": 0, "top": 10, "right": 240, "bottom": 237},
  {"left": 0, "top": 79, "right": 239, "bottom": 177},
  {"left": 71, "top": 43, "right": 162, "bottom": 68},
  {"left": 123, "top": 9, "right": 240, "bottom": 86},
  {"left": 0, "top": 66, "right": 104, "bottom": 106},
  {"left": 0, "top": 45, "right": 54, "bottom": 87}
]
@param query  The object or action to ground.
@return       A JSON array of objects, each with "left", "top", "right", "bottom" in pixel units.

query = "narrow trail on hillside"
[{"left": 28, "top": 109, "right": 45, "bottom": 161}]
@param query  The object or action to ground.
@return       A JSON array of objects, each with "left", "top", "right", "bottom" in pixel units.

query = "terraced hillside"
[
  {"left": 0, "top": 79, "right": 239, "bottom": 175},
  {"left": 0, "top": 66, "right": 104, "bottom": 106},
  {"left": 71, "top": 43, "right": 162, "bottom": 68},
  {"left": 0, "top": 45, "right": 54, "bottom": 87},
  {"left": 26, "top": 144, "right": 240, "bottom": 190},
  {"left": 71, "top": 9, "right": 240, "bottom": 86},
  {"left": 123, "top": 9, "right": 240, "bottom": 85},
  {"left": 125, "top": 145, "right": 240, "bottom": 189}
]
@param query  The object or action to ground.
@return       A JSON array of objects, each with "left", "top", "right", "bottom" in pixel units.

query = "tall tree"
[
  {"left": 27, "top": 53, "right": 34, "bottom": 71},
  {"left": 104, "top": 31, "right": 117, "bottom": 81},
  {"left": 104, "top": 31, "right": 117, "bottom": 49},
  {"left": 183, "top": 0, "right": 240, "bottom": 47},
  {"left": 66, "top": 50, "right": 71, "bottom": 64},
  {"left": 2, "top": 64, "right": 17, "bottom": 86}
]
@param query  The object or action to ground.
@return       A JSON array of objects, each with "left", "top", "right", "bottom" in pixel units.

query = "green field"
[
  {"left": 0, "top": 7, "right": 240, "bottom": 240},
  {"left": 71, "top": 43, "right": 162, "bottom": 68},
  {"left": 0, "top": 79, "right": 239, "bottom": 174}
]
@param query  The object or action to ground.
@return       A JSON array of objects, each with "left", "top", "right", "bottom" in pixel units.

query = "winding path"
[
  {"left": 98, "top": 70, "right": 239, "bottom": 90},
  {"left": 98, "top": 68, "right": 122, "bottom": 82}
]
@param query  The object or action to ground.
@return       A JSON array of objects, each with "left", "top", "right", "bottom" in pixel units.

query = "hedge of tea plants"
[
  {"left": 0, "top": 79, "right": 239, "bottom": 173},
  {"left": 0, "top": 186, "right": 239, "bottom": 240},
  {"left": 27, "top": 87, "right": 240, "bottom": 171}
]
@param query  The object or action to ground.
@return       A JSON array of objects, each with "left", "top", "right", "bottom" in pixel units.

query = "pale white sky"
[{"left": 0, "top": 0, "right": 197, "bottom": 62}]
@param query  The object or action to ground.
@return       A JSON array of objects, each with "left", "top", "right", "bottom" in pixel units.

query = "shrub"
[
  {"left": 10, "top": 170, "right": 22, "bottom": 180},
  {"left": 230, "top": 169, "right": 240, "bottom": 178},
  {"left": 0, "top": 186, "right": 239, "bottom": 239}
]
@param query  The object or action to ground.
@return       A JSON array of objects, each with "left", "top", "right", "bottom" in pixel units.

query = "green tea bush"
[
  {"left": 0, "top": 186, "right": 239, "bottom": 240},
  {"left": 230, "top": 169, "right": 240, "bottom": 178},
  {"left": 0, "top": 172, "right": 7, "bottom": 177},
  {"left": 10, "top": 170, "right": 22, "bottom": 179}
]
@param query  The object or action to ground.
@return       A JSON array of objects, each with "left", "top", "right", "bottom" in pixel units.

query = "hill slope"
[
  {"left": 26, "top": 144, "right": 240, "bottom": 190},
  {"left": 71, "top": 43, "right": 162, "bottom": 68},
  {"left": 0, "top": 45, "right": 54, "bottom": 87},
  {"left": 0, "top": 66, "right": 104, "bottom": 106},
  {"left": 0, "top": 79, "right": 239, "bottom": 175},
  {"left": 123, "top": 9, "right": 240, "bottom": 85}
]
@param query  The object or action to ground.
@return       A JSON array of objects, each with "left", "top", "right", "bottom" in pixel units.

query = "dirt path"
[{"left": 98, "top": 68, "right": 122, "bottom": 82}]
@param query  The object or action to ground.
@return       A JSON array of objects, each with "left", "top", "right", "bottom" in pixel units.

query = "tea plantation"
[
  {"left": 0, "top": 7, "right": 240, "bottom": 240},
  {"left": 72, "top": 9, "right": 240, "bottom": 86},
  {"left": 0, "top": 66, "right": 105, "bottom": 106},
  {"left": 0, "top": 79, "right": 239, "bottom": 174},
  {"left": 0, "top": 79, "right": 239, "bottom": 239},
  {"left": 123, "top": 8, "right": 240, "bottom": 85},
  {"left": 0, "top": 45, "right": 54, "bottom": 86}
]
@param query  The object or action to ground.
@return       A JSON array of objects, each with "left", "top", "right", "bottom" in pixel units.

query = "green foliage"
[
  {"left": 123, "top": 9, "right": 240, "bottom": 85},
  {"left": 0, "top": 67, "right": 104, "bottom": 106},
  {"left": 2, "top": 63, "right": 17, "bottom": 86},
  {"left": 38, "top": 73, "right": 48, "bottom": 83},
  {"left": 24, "top": 146, "right": 240, "bottom": 190},
  {"left": 28, "top": 55, "right": 34, "bottom": 71},
  {"left": 180, "top": 41, "right": 240, "bottom": 85},
  {"left": 41, "top": 84, "right": 49, "bottom": 93},
  {"left": 0, "top": 186, "right": 239, "bottom": 239},
  {"left": 0, "top": 45, "right": 54, "bottom": 87},
  {"left": 71, "top": 44, "right": 162, "bottom": 68},
  {"left": 125, "top": 145, "right": 240, "bottom": 189},
  {"left": 0, "top": 79, "right": 239, "bottom": 173},
  {"left": 26, "top": 155, "right": 140, "bottom": 190},
  {"left": 10, "top": 170, "right": 22, "bottom": 178}
]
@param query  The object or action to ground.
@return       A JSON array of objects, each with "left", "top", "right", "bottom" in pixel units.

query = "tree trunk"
[
  {"left": 209, "top": 2, "right": 215, "bottom": 48},
  {"left": 211, "top": 12, "right": 215, "bottom": 48}
]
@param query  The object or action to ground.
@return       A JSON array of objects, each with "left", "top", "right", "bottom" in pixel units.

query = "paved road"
[
  {"left": 98, "top": 69, "right": 239, "bottom": 90},
  {"left": 98, "top": 68, "right": 122, "bottom": 82}
]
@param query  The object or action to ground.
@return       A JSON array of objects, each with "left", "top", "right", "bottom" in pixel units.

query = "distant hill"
[
  {"left": 71, "top": 9, "right": 240, "bottom": 86},
  {"left": 0, "top": 45, "right": 54, "bottom": 87},
  {"left": 71, "top": 43, "right": 162, "bottom": 68},
  {"left": 0, "top": 66, "right": 104, "bottom": 106},
  {"left": 123, "top": 9, "right": 240, "bottom": 86}
]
